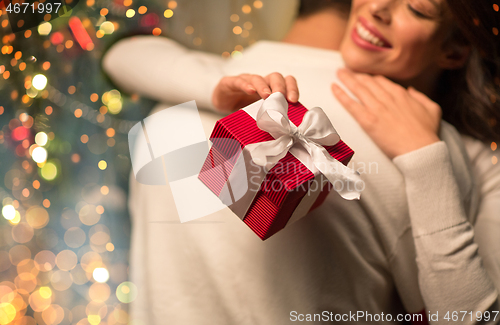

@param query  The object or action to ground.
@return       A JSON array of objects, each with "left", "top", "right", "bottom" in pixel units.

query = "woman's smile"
[{"left": 352, "top": 17, "right": 393, "bottom": 50}]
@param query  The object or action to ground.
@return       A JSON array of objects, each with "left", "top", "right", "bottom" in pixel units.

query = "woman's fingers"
[
  {"left": 264, "top": 73, "right": 299, "bottom": 102},
  {"left": 285, "top": 75, "right": 299, "bottom": 102},
  {"left": 353, "top": 73, "right": 393, "bottom": 104},
  {"left": 337, "top": 69, "right": 381, "bottom": 110},
  {"left": 408, "top": 87, "right": 442, "bottom": 119},
  {"left": 266, "top": 72, "right": 287, "bottom": 98},
  {"left": 248, "top": 75, "right": 272, "bottom": 99},
  {"left": 225, "top": 72, "right": 300, "bottom": 101},
  {"left": 230, "top": 76, "right": 257, "bottom": 95}
]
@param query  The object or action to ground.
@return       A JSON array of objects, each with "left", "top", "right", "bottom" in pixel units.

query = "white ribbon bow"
[{"left": 245, "top": 93, "right": 362, "bottom": 200}]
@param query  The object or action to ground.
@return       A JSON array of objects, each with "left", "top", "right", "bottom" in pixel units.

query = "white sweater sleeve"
[
  {"left": 393, "top": 141, "right": 500, "bottom": 324},
  {"left": 102, "top": 36, "right": 225, "bottom": 110}
]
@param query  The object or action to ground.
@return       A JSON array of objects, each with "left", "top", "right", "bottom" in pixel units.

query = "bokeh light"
[
  {"left": 100, "top": 21, "right": 115, "bottom": 34},
  {"left": 98, "top": 160, "right": 107, "bottom": 170},
  {"left": 116, "top": 282, "right": 138, "bottom": 303},
  {"left": 102, "top": 89, "right": 123, "bottom": 114},
  {"left": 40, "top": 162, "right": 58, "bottom": 180},
  {"left": 35, "top": 132, "right": 49, "bottom": 146},
  {"left": 89, "top": 283, "right": 111, "bottom": 303},
  {"left": 126, "top": 9, "right": 136, "bottom": 18},
  {"left": 32, "top": 74, "right": 48, "bottom": 90},
  {"left": 38, "top": 22, "right": 52, "bottom": 35},
  {"left": 93, "top": 267, "right": 110, "bottom": 283},
  {"left": 26, "top": 206, "right": 50, "bottom": 229},
  {"left": 32, "top": 147, "right": 48, "bottom": 163},
  {"left": 2, "top": 205, "right": 16, "bottom": 220},
  {"left": 0, "top": 302, "right": 17, "bottom": 324}
]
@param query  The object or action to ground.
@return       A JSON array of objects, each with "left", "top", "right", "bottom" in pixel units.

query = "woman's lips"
[{"left": 351, "top": 17, "right": 392, "bottom": 51}]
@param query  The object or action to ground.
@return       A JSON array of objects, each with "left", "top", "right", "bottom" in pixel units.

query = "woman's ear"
[{"left": 437, "top": 43, "right": 471, "bottom": 70}]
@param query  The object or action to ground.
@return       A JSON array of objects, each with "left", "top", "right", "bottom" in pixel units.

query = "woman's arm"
[
  {"left": 102, "top": 36, "right": 225, "bottom": 110},
  {"left": 393, "top": 139, "right": 499, "bottom": 324},
  {"left": 331, "top": 69, "right": 500, "bottom": 324}
]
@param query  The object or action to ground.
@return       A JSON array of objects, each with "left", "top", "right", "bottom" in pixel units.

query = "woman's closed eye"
[
  {"left": 407, "top": 4, "right": 432, "bottom": 19},
  {"left": 407, "top": 0, "right": 439, "bottom": 19}
]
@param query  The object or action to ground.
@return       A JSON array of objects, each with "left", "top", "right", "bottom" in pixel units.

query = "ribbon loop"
[{"left": 245, "top": 92, "right": 362, "bottom": 200}]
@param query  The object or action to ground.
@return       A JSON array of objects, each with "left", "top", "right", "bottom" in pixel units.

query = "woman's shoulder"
[{"left": 461, "top": 134, "right": 500, "bottom": 195}]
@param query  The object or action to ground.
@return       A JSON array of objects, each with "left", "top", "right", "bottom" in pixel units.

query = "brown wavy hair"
[{"left": 439, "top": 0, "right": 500, "bottom": 143}]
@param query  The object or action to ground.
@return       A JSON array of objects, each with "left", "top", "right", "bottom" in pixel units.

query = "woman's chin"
[{"left": 342, "top": 58, "right": 377, "bottom": 75}]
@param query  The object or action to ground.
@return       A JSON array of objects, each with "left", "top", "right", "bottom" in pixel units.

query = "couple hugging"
[{"left": 104, "top": 0, "right": 500, "bottom": 324}]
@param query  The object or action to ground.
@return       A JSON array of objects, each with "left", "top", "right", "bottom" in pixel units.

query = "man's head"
[{"left": 298, "top": 0, "right": 352, "bottom": 18}]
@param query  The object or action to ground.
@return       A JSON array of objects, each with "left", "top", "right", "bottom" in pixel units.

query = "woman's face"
[{"left": 340, "top": 0, "right": 455, "bottom": 82}]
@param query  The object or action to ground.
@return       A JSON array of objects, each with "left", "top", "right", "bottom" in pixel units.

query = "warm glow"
[
  {"left": 126, "top": 9, "right": 136, "bottom": 18},
  {"left": 35, "top": 132, "right": 48, "bottom": 146},
  {"left": 106, "top": 128, "right": 115, "bottom": 137},
  {"left": 38, "top": 22, "right": 52, "bottom": 35},
  {"left": 0, "top": 303, "right": 16, "bottom": 324},
  {"left": 88, "top": 315, "right": 101, "bottom": 325},
  {"left": 106, "top": 243, "right": 114, "bottom": 251},
  {"left": 233, "top": 26, "right": 242, "bottom": 35},
  {"left": 39, "top": 286, "right": 52, "bottom": 299},
  {"left": 100, "top": 21, "right": 115, "bottom": 34},
  {"left": 98, "top": 160, "right": 107, "bottom": 170},
  {"left": 32, "top": 74, "right": 48, "bottom": 90},
  {"left": 32, "top": 147, "right": 48, "bottom": 163},
  {"left": 242, "top": 4, "right": 251, "bottom": 13},
  {"left": 2, "top": 205, "right": 16, "bottom": 220},
  {"left": 41, "top": 162, "right": 57, "bottom": 181},
  {"left": 164, "top": 9, "right": 173, "bottom": 18},
  {"left": 93, "top": 267, "right": 110, "bottom": 283}
]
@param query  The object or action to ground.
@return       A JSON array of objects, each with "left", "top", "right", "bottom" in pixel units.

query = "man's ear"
[{"left": 437, "top": 43, "right": 471, "bottom": 70}]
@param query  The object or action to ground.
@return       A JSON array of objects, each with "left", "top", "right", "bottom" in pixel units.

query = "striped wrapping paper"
[{"left": 198, "top": 101, "right": 354, "bottom": 240}]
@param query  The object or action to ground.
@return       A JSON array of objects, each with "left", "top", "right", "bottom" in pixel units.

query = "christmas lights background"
[{"left": 0, "top": 0, "right": 298, "bottom": 324}]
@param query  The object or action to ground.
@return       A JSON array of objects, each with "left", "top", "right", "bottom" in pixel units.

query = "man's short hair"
[{"left": 298, "top": 0, "right": 351, "bottom": 17}]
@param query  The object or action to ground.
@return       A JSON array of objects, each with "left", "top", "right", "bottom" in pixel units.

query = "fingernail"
[
  {"left": 264, "top": 90, "right": 272, "bottom": 95},
  {"left": 248, "top": 86, "right": 256, "bottom": 91}
]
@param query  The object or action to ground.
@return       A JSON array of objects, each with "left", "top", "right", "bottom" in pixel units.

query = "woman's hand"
[
  {"left": 331, "top": 69, "right": 442, "bottom": 159},
  {"left": 212, "top": 73, "right": 299, "bottom": 112}
]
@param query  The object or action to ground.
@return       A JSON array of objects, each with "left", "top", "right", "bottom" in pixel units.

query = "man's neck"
[{"left": 282, "top": 10, "right": 348, "bottom": 51}]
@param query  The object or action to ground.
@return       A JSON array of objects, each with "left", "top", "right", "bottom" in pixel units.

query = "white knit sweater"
[{"left": 103, "top": 37, "right": 500, "bottom": 324}]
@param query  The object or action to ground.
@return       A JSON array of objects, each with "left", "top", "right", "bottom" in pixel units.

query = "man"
[{"left": 103, "top": 1, "right": 479, "bottom": 324}]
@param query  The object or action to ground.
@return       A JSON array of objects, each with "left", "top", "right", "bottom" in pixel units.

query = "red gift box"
[{"left": 198, "top": 97, "right": 355, "bottom": 240}]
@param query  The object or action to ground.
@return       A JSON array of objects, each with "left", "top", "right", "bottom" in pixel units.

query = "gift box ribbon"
[{"left": 244, "top": 92, "right": 362, "bottom": 200}]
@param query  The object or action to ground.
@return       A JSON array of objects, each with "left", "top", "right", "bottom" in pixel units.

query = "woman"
[{"left": 210, "top": 0, "right": 500, "bottom": 321}]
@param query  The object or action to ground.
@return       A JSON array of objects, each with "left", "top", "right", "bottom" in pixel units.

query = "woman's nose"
[{"left": 368, "top": 0, "right": 393, "bottom": 24}]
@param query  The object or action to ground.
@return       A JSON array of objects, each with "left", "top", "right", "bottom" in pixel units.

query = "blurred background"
[{"left": 0, "top": 0, "right": 297, "bottom": 324}]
